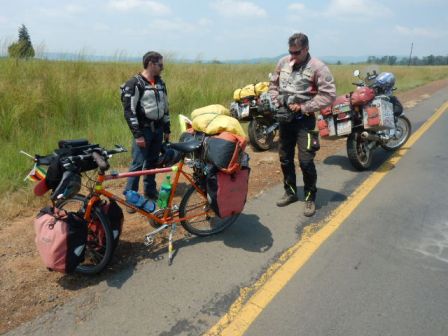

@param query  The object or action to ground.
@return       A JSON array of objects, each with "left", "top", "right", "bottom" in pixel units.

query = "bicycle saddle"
[{"left": 170, "top": 139, "right": 202, "bottom": 153}]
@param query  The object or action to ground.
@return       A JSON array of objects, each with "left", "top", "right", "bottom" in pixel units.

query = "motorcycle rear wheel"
[
  {"left": 381, "top": 115, "right": 412, "bottom": 151},
  {"left": 346, "top": 132, "right": 373, "bottom": 171},
  {"left": 248, "top": 119, "right": 275, "bottom": 151}
]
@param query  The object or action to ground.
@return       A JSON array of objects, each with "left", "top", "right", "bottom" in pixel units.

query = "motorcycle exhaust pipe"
[
  {"left": 360, "top": 131, "right": 381, "bottom": 142},
  {"left": 360, "top": 131, "right": 390, "bottom": 143}
]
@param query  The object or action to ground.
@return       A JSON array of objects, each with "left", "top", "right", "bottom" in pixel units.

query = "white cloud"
[
  {"left": 288, "top": 3, "right": 305, "bottom": 11},
  {"left": 0, "top": 15, "right": 7, "bottom": 24},
  {"left": 211, "top": 0, "right": 267, "bottom": 18},
  {"left": 93, "top": 23, "right": 111, "bottom": 32},
  {"left": 108, "top": 0, "right": 171, "bottom": 15},
  {"left": 65, "top": 4, "right": 86, "bottom": 14},
  {"left": 325, "top": 0, "right": 393, "bottom": 19},
  {"left": 395, "top": 25, "right": 447, "bottom": 38},
  {"left": 149, "top": 19, "right": 198, "bottom": 33}
]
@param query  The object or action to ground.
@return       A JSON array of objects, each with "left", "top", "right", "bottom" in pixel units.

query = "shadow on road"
[{"left": 57, "top": 214, "right": 272, "bottom": 291}]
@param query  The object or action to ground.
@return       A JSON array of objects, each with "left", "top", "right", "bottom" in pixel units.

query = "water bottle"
[
  {"left": 124, "top": 190, "right": 156, "bottom": 213},
  {"left": 157, "top": 175, "right": 172, "bottom": 209}
]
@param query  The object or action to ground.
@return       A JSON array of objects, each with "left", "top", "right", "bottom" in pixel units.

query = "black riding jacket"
[{"left": 121, "top": 74, "right": 170, "bottom": 138}]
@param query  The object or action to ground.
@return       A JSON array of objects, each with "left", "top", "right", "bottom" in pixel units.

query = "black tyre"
[
  {"left": 57, "top": 195, "right": 114, "bottom": 275},
  {"left": 381, "top": 115, "right": 412, "bottom": 151},
  {"left": 248, "top": 119, "right": 275, "bottom": 151},
  {"left": 179, "top": 185, "right": 239, "bottom": 236},
  {"left": 346, "top": 132, "right": 373, "bottom": 171}
]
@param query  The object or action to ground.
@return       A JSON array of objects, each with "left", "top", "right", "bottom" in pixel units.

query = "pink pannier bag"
[
  {"left": 206, "top": 167, "right": 250, "bottom": 218},
  {"left": 34, "top": 207, "right": 87, "bottom": 273}
]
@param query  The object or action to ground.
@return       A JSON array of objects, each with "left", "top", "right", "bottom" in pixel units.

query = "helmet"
[
  {"left": 373, "top": 72, "right": 395, "bottom": 93},
  {"left": 156, "top": 143, "right": 182, "bottom": 167},
  {"left": 50, "top": 171, "right": 82, "bottom": 201}
]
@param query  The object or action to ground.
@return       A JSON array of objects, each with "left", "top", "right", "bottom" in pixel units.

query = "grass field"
[{"left": 1, "top": 58, "right": 448, "bottom": 199}]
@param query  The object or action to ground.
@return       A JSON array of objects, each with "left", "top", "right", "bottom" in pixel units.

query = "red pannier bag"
[
  {"left": 206, "top": 167, "right": 250, "bottom": 218},
  {"left": 364, "top": 106, "right": 380, "bottom": 127},
  {"left": 317, "top": 118, "right": 330, "bottom": 137},
  {"left": 351, "top": 87, "right": 375, "bottom": 106},
  {"left": 34, "top": 207, "right": 87, "bottom": 273},
  {"left": 204, "top": 131, "right": 247, "bottom": 174},
  {"left": 100, "top": 200, "right": 123, "bottom": 251}
]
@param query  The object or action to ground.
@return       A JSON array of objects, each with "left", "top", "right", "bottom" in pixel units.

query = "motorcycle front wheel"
[
  {"left": 381, "top": 115, "right": 412, "bottom": 151},
  {"left": 248, "top": 119, "right": 275, "bottom": 151},
  {"left": 346, "top": 132, "right": 373, "bottom": 171}
]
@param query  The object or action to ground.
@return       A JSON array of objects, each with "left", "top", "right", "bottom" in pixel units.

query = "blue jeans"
[{"left": 125, "top": 127, "right": 163, "bottom": 198}]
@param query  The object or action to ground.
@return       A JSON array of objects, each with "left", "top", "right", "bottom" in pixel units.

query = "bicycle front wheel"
[
  {"left": 179, "top": 186, "right": 239, "bottom": 236},
  {"left": 57, "top": 194, "right": 114, "bottom": 275}
]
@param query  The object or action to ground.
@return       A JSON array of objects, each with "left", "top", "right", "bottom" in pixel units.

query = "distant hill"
[{"left": 36, "top": 52, "right": 373, "bottom": 65}]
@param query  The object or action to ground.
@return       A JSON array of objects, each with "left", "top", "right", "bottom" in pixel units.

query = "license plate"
[
  {"left": 240, "top": 105, "right": 250, "bottom": 118},
  {"left": 337, "top": 120, "right": 352, "bottom": 135}
]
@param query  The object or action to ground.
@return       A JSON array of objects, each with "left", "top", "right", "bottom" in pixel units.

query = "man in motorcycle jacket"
[
  {"left": 269, "top": 33, "right": 336, "bottom": 216},
  {"left": 121, "top": 51, "right": 170, "bottom": 208}
]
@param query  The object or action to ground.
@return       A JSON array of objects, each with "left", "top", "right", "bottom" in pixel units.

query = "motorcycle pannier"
[
  {"left": 34, "top": 207, "right": 87, "bottom": 273},
  {"left": 363, "top": 97, "right": 394, "bottom": 130},
  {"left": 204, "top": 132, "right": 247, "bottom": 174},
  {"left": 207, "top": 167, "right": 250, "bottom": 218},
  {"left": 351, "top": 87, "right": 375, "bottom": 106}
]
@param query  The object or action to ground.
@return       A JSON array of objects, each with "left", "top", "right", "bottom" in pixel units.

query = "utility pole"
[{"left": 408, "top": 42, "right": 414, "bottom": 66}]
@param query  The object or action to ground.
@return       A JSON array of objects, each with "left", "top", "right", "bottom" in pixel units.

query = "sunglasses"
[{"left": 289, "top": 48, "right": 304, "bottom": 56}]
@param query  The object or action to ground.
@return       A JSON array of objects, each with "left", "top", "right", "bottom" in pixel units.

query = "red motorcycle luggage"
[{"left": 351, "top": 87, "right": 375, "bottom": 106}]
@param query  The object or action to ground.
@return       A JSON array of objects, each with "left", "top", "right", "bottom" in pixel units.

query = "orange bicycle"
[{"left": 27, "top": 138, "right": 239, "bottom": 274}]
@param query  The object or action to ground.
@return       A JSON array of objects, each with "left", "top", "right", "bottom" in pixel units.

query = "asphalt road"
[{"left": 8, "top": 87, "right": 448, "bottom": 336}]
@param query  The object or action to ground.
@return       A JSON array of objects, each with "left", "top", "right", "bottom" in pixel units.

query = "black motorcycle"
[{"left": 230, "top": 92, "right": 279, "bottom": 151}]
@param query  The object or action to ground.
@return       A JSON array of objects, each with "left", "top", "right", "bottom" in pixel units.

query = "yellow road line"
[{"left": 205, "top": 101, "right": 448, "bottom": 336}]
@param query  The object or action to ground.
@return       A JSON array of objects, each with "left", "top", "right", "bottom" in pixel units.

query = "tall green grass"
[{"left": 1, "top": 58, "right": 448, "bottom": 195}]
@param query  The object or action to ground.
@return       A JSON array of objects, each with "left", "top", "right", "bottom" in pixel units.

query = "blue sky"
[{"left": 1, "top": 0, "right": 447, "bottom": 61}]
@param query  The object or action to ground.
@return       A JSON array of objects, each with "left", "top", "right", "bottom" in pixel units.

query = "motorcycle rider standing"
[{"left": 269, "top": 33, "right": 336, "bottom": 216}]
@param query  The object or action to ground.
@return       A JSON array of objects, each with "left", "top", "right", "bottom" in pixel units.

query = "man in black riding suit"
[
  {"left": 121, "top": 51, "right": 170, "bottom": 211},
  {"left": 269, "top": 33, "right": 336, "bottom": 217}
]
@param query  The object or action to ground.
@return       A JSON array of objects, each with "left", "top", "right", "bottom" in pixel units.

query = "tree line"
[{"left": 366, "top": 55, "right": 448, "bottom": 66}]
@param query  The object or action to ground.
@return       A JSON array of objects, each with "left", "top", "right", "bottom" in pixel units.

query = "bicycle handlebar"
[{"left": 33, "top": 145, "right": 127, "bottom": 172}]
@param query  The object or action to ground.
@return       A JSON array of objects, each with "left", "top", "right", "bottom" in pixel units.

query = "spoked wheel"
[
  {"left": 381, "top": 115, "right": 412, "bottom": 151},
  {"left": 57, "top": 194, "right": 114, "bottom": 275},
  {"left": 346, "top": 132, "right": 373, "bottom": 171},
  {"left": 179, "top": 186, "right": 239, "bottom": 236},
  {"left": 248, "top": 119, "right": 275, "bottom": 151}
]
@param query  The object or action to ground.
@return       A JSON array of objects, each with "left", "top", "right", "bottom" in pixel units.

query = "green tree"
[{"left": 8, "top": 24, "right": 35, "bottom": 60}]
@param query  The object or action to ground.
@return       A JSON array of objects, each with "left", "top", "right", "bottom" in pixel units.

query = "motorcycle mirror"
[{"left": 353, "top": 69, "right": 360, "bottom": 77}]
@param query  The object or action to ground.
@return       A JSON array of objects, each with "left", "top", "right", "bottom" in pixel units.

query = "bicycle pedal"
[{"left": 144, "top": 235, "right": 155, "bottom": 247}]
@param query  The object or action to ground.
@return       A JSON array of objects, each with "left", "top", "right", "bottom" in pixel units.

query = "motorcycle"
[
  {"left": 317, "top": 69, "right": 412, "bottom": 170},
  {"left": 230, "top": 91, "right": 279, "bottom": 151}
]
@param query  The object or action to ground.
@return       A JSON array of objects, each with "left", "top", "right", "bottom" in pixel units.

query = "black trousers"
[{"left": 278, "top": 115, "right": 317, "bottom": 201}]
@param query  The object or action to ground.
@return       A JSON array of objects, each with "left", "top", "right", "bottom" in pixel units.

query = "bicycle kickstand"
[{"left": 168, "top": 223, "right": 176, "bottom": 266}]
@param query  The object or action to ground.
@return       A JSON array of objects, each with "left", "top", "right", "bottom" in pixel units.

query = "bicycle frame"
[{"left": 84, "top": 159, "right": 208, "bottom": 226}]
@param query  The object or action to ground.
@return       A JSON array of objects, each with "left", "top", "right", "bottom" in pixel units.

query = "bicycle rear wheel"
[
  {"left": 179, "top": 186, "right": 239, "bottom": 236},
  {"left": 57, "top": 194, "right": 114, "bottom": 275}
]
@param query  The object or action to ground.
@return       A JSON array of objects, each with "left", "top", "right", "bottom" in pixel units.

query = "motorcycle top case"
[
  {"left": 331, "top": 95, "right": 351, "bottom": 114},
  {"left": 34, "top": 206, "right": 87, "bottom": 273},
  {"left": 363, "top": 96, "right": 395, "bottom": 130}
]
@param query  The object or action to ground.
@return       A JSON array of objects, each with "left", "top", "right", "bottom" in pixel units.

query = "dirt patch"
[{"left": 1, "top": 78, "right": 447, "bottom": 334}]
